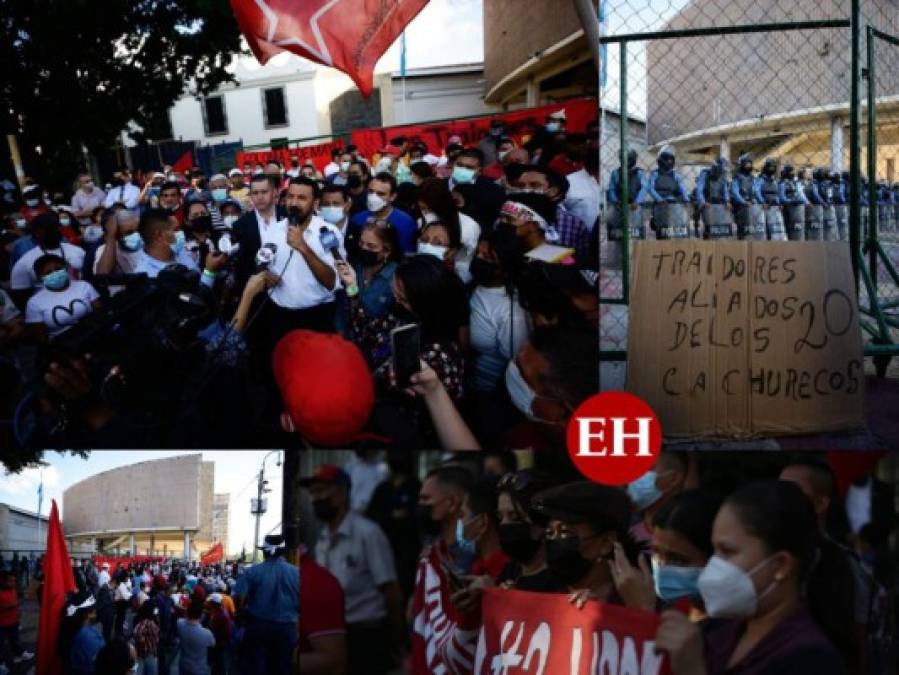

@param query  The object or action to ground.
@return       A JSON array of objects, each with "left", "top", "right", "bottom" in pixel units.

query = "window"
[
  {"left": 262, "top": 87, "right": 288, "bottom": 127},
  {"left": 203, "top": 96, "right": 228, "bottom": 135}
]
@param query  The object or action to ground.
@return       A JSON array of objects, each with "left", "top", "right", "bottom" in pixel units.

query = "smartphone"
[{"left": 390, "top": 323, "right": 421, "bottom": 388}]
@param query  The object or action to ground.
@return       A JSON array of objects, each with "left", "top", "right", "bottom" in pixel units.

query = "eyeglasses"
[{"left": 365, "top": 217, "right": 394, "bottom": 230}]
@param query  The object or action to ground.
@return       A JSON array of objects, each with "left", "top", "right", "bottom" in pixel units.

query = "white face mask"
[
  {"left": 25, "top": 198, "right": 40, "bottom": 208},
  {"left": 421, "top": 211, "right": 439, "bottom": 224},
  {"left": 222, "top": 215, "right": 238, "bottom": 228},
  {"left": 59, "top": 216, "right": 71, "bottom": 227},
  {"left": 367, "top": 193, "right": 387, "bottom": 213},
  {"left": 417, "top": 241, "right": 448, "bottom": 260},
  {"left": 698, "top": 554, "right": 778, "bottom": 619},
  {"left": 82, "top": 225, "right": 104, "bottom": 243},
  {"left": 320, "top": 205, "right": 345, "bottom": 224}
]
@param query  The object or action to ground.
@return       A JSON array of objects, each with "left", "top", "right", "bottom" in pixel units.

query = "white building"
[
  {"left": 0, "top": 503, "right": 49, "bottom": 555},
  {"left": 167, "top": 52, "right": 498, "bottom": 149}
]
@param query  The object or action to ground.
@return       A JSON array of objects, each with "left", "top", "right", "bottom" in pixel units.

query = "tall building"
[
  {"left": 62, "top": 454, "right": 216, "bottom": 560},
  {"left": 212, "top": 493, "right": 230, "bottom": 555}
]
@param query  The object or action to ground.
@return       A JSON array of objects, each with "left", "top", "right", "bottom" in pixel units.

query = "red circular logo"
[{"left": 565, "top": 392, "right": 662, "bottom": 485}]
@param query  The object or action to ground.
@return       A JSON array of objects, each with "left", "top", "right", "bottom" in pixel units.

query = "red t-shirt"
[
  {"left": 471, "top": 549, "right": 511, "bottom": 580},
  {"left": 299, "top": 549, "right": 346, "bottom": 654},
  {"left": 0, "top": 588, "right": 19, "bottom": 627}
]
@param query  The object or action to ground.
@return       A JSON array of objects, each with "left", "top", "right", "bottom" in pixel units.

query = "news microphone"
[
  {"left": 319, "top": 226, "right": 343, "bottom": 261},
  {"left": 255, "top": 243, "right": 278, "bottom": 270},
  {"left": 287, "top": 207, "right": 303, "bottom": 226}
]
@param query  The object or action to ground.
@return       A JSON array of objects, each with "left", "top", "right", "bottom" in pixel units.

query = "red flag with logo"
[
  {"left": 36, "top": 500, "right": 76, "bottom": 675},
  {"left": 474, "top": 588, "right": 669, "bottom": 674},
  {"left": 229, "top": 0, "right": 430, "bottom": 96}
]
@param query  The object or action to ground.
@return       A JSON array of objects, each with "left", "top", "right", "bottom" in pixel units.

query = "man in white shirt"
[
  {"left": 71, "top": 173, "right": 107, "bottom": 226},
  {"left": 103, "top": 167, "right": 140, "bottom": 209},
  {"left": 10, "top": 214, "right": 85, "bottom": 299},
  {"left": 133, "top": 208, "right": 225, "bottom": 288},
  {"left": 97, "top": 563, "right": 111, "bottom": 589},
  {"left": 323, "top": 148, "right": 342, "bottom": 178},
  {"left": 565, "top": 166, "right": 601, "bottom": 232}
]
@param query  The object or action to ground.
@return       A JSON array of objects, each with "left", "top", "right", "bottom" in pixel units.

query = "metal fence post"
[
  {"left": 849, "top": 0, "right": 862, "bottom": 291},
  {"left": 866, "top": 25, "right": 879, "bottom": 289},
  {"left": 620, "top": 42, "right": 630, "bottom": 304}
]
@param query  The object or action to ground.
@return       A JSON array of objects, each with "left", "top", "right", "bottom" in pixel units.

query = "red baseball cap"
[
  {"left": 299, "top": 464, "right": 352, "bottom": 489},
  {"left": 272, "top": 330, "right": 375, "bottom": 446}
]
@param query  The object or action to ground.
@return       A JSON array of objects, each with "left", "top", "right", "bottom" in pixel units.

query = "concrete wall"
[
  {"left": 644, "top": 0, "right": 899, "bottom": 145},
  {"left": 483, "top": 0, "right": 589, "bottom": 96},
  {"left": 63, "top": 454, "right": 204, "bottom": 536},
  {"left": 0, "top": 505, "right": 49, "bottom": 553},
  {"left": 388, "top": 70, "right": 500, "bottom": 126}
]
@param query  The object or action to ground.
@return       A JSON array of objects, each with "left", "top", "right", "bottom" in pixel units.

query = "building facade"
[
  {"left": 212, "top": 493, "right": 230, "bottom": 555},
  {"left": 0, "top": 504, "right": 49, "bottom": 555},
  {"left": 62, "top": 454, "right": 217, "bottom": 560}
]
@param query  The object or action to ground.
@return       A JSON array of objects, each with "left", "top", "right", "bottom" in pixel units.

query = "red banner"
[
  {"left": 230, "top": 0, "right": 428, "bottom": 96},
  {"left": 474, "top": 588, "right": 668, "bottom": 675},
  {"left": 236, "top": 139, "right": 344, "bottom": 173},
  {"left": 350, "top": 98, "right": 598, "bottom": 163},
  {"left": 200, "top": 542, "right": 224, "bottom": 566},
  {"left": 91, "top": 555, "right": 167, "bottom": 572}
]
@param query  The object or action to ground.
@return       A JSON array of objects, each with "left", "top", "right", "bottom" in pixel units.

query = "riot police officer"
[
  {"left": 779, "top": 164, "right": 808, "bottom": 241},
  {"left": 759, "top": 158, "right": 786, "bottom": 240},
  {"left": 877, "top": 180, "right": 894, "bottom": 234},
  {"left": 694, "top": 157, "right": 733, "bottom": 239},
  {"left": 731, "top": 153, "right": 765, "bottom": 240},
  {"left": 804, "top": 168, "right": 825, "bottom": 241},
  {"left": 606, "top": 148, "right": 648, "bottom": 267},
  {"left": 833, "top": 171, "right": 848, "bottom": 241},
  {"left": 819, "top": 169, "right": 838, "bottom": 241},
  {"left": 647, "top": 145, "right": 691, "bottom": 239}
]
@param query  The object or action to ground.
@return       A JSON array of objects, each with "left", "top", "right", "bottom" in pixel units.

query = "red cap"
[
  {"left": 273, "top": 330, "right": 375, "bottom": 446},
  {"left": 299, "top": 464, "right": 352, "bottom": 489}
]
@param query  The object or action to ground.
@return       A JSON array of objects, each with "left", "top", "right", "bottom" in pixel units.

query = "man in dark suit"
[
  {"left": 448, "top": 147, "right": 506, "bottom": 230},
  {"left": 231, "top": 174, "right": 286, "bottom": 287}
]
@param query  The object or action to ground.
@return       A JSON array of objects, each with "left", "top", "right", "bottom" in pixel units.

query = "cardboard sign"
[
  {"left": 473, "top": 588, "right": 667, "bottom": 675},
  {"left": 350, "top": 98, "right": 597, "bottom": 162},
  {"left": 627, "top": 241, "right": 865, "bottom": 437}
]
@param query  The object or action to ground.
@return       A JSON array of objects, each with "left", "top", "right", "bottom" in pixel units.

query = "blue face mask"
[
  {"left": 546, "top": 122, "right": 561, "bottom": 133},
  {"left": 120, "top": 232, "right": 144, "bottom": 252},
  {"left": 652, "top": 559, "right": 703, "bottom": 602},
  {"left": 452, "top": 165, "right": 476, "bottom": 185},
  {"left": 211, "top": 188, "right": 228, "bottom": 202},
  {"left": 450, "top": 516, "right": 479, "bottom": 574},
  {"left": 42, "top": 268, "right": 69, "bottom": 291},
  {"left": 169, "top": 229, "right": 186, "bottom": 255},
  {"left": 627, "top": 470, "right": 663, "bottom": 511}
]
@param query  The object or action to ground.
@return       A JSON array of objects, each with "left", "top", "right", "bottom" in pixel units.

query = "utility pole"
[
  {"left": 282, "top": 451, "right": 300, "bottom": 565},
  {"left": 251, "top": 469, "right": 265, "bottom": 564}
]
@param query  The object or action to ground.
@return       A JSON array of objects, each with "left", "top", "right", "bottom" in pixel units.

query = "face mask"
[
  {"left": 14, "top": 217, "right": 27, "bottom": 229},
  {"left": 421, "top": 211, "right": 440, "bottom": 224},
  {"left": 25, "top": 198, "right": 40, "bottom": 208},
  {"left": 498, "top": 150, "right": 510, "bottom": 162},
  {"left": 490, "top": 127, "right": 504, "bottom": 138},
  {"left": 211, "top": 188, "right": 228, "bottom": 202},
  {"left": 417, "top": 241, "right": 448, "bottom": 260},
  {"left": 450, "top": 517, "right": 479, "bottom": 574},
  {"left": 320, "top": 206, "right": 345, "bottom": 224},
  {"left": 222, "top": 215, "right": 238, "bottom": 228},
  {"left": 189, "top": 215, "right": 212, "bottom": 232},
  {"left": 470, "top": 256, "right": 500, "bottom": 286},
  {"left": 545, "top": 122, "right": 561, "bottom": 133},
  {"left": 498, "top": 522, "right": 541, "bottom": 564},
  {"left": 698, "top": 554, "right": 777, "bottom": 619},
  {"left": 42, "top": 268, "right": 69, "bottom": 291},
  {"left": 396, "top": 165, "right": 412, "bottom": 184},
  {"left": 416, "top": 504, "right": 443, "bottom": 537},
  {"left": 627, "top": 471, "right": 663, "bottom": 511},
  {"left": 652, "top": 559, "right": 703, "bottom": 602},
  {"left": 347, "top": 175, "right": 363, "bottom": 189},
  {"left": 59, "top": 216, "right": 71, "bottom": 227},
  {"left": 312, "top": 498, "right": 338, "bottom": 522},
  {"left": 340, "top": 161, "right": 351, "bottom": 172},
  {"left": 120, "top": 232, "right": 143, "bottom": 252},
  {"left": 452, "top": 166, "right": 476, "bottom": 185},
  {"left": 357, "top": 248, "right": 382, "bottom": 268},
  {"left": 170, "top": 229, "right": 186, "bottom": 255},
  {"left": 367, "top": 193, "right": 387, "bottom": 213},
  {"left": 545, "top": 536, "right": 594, "bottom": 586},
  {"left": 83, "top": 225, "right": 104, "bottom": 243}
]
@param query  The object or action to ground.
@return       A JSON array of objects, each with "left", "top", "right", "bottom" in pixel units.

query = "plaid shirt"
[{"left": 555, "top": 205, "right": 591, "bottom": 262}]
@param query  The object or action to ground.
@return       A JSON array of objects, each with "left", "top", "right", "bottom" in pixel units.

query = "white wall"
[{"left": 389, "top": 70, "right": 500, "bottom": 125}]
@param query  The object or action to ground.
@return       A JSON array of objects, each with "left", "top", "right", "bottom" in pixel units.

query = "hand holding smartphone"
[{"left": 391, "top": 323, "right": 422, "bottom": 388}]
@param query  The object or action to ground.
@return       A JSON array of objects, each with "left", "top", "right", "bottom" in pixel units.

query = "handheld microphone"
[
  {"left": 287, "top": 207, "right": 303, "bottom": 226},
  {"left": 255, "top": 243, "right": 278, "bottom": 270},
  {"left": 319, "top": 226, "right": 343, "bottom": 261}
]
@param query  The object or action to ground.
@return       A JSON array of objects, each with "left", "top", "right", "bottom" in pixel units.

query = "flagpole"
[
  {"left": 36, "top": 469, "right": 44, "bottom": 552},
  {"left": 400, "top": 31, "right": 408, "bottom": 123}
]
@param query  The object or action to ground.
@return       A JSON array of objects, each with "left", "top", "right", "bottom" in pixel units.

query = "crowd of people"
[
  {"left": 299, "top": 450, "right": 896, "bottom": 675},
  {"left": 0, "top": 111, "right": 599, "bottom": 450},
  {"left": 605, "top": 148, "right": 895, "bottom": 246}
]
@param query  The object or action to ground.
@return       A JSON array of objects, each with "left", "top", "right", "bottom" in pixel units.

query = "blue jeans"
[
  {"left": 136, "top": 655, "right": 158, "bottom": 675},
  {"left": 244, "top": 618, "right": 296, "bottom": 675}
]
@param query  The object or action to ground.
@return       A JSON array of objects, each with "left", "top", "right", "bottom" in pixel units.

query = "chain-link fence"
[{"left": 598, "top": 0, "right": 899, "bottom": 388}]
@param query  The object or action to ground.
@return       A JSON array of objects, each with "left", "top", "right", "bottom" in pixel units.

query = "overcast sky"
[{"left": 1, "top": 451, "right": 284, "bottom": 556}]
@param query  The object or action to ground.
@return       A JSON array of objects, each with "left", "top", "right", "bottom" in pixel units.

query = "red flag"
[
  {"left": 36, "top": 500, "right": 76, "bottom": 675},
  {"left": 229, "top": 0, "right": 430, "bottom": 96},
  {"left": 200, "top": 542, "right": 224, "bottom": 566},
  {"left": 171, "top": 150, "right": 193, "bottom": 174}
]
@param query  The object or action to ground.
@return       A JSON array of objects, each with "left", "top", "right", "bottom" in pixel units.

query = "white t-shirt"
[
  {"left": 262, "top": 215, "right": 345, "bottom": 310},
  {"left": 469, "top": 286, "right": 530, "bottom": 392},
  {"left": 10, "top": 242, "right": 86, "bottom": 290},
  {"left": 323, "top": 161, "right": 340, "bottom": 177},
  {"left": 0, "top": 289, "right": 21, "bottom": 325},
  {"left": 93, "top": 243, "right": 143, "bottom": 276},
  {"left": 564, "top": 168, "right": 601, "bottom": 232},
  {"left": 25, "top": 280, "right": 99, "bottom": 337}
]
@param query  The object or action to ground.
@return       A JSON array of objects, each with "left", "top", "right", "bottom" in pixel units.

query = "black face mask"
[
  {"left": 470, "top": 256, "right": 500, "bottom": 286},
  {"left": 416, "top": 504, "right": 443, "bottom": 537},
  {"left": 357, "top": 249, "right": 382, "bottom": 268},
  {"left": 545, "top": 536, "right": 594, "bottom": 587},
  {"left": 312, "top": 498, "right": 338, "bottom": 522},
  {"left": 189, "top": 215, "right": 212, "bottom": 233},
  {"left": 39, "top": 230, "right": 62, "bottom": 250},
  {"left": 347, "top": 175, "right": 363, "bottom": 190},
  {"left": 498, "top": 523, "right": 541, "bottom": 564}
]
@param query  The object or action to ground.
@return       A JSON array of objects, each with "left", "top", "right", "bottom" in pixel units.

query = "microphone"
[
  {"left": 255, "top": 243, "right": 278, "bottom": 270},
  {"left": 287, "top": 206, "right": 303, "bottom": 226},
  {"left": 319, "top": 226, "right": 343, "bottom": 261}
]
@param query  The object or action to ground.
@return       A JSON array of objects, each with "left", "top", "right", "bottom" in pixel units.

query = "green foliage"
[
  {"left": 1, "top": 449, "right": 90, "bottom": 474},
  {"left": 0, "top": 0, "right": 244, "bottom": 188}
]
